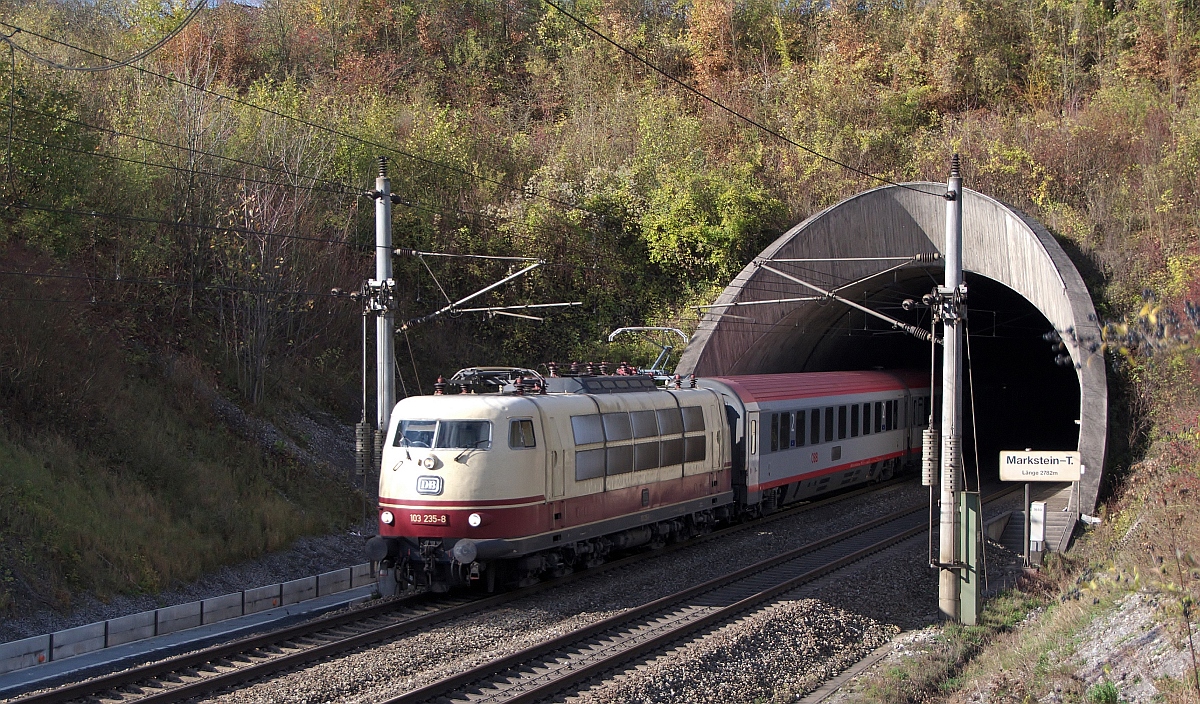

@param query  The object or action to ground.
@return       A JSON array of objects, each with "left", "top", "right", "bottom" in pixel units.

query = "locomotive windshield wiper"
[{"left": 454, "top": 439, "right": 489, "bottom": 463}]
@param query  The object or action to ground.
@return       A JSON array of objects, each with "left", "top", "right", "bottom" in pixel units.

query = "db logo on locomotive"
[{"left": 415, "top": 475, "right": 444, "bottom": 495}]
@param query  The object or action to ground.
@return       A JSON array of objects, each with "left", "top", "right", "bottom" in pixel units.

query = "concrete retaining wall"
[{"left": 0, "top": 562, "right": 374, "bottom": 676}]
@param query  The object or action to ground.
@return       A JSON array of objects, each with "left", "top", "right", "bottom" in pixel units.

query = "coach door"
[{"left": 542, "top": 415, "right": 566, "bottom": 499}]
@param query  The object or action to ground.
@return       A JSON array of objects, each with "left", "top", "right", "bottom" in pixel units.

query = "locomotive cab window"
[
  {"left": 509, "top": 419, "right": 536, "bottom": 449},
  {"left": 435, "top": 421, "right": 491, "bottom": 450},
  {"left": 395, "top": 420, "right": 436, "bottom": 448}
]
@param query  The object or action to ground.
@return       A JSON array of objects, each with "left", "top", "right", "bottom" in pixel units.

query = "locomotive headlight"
[
  {"left": 421, "top": 457, "right": 436, "bottom": 469},
  {"left": 468, "top": 512, "right": 483, "bottom": 528},
  {"left": 380, "top": 510, "right": 395, "bottom": 525}
]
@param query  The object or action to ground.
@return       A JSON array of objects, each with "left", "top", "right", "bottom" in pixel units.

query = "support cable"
[
  {"left": 0, "top": 1, "right": 205, "bottom": 72},
  {"left": 964, "top": 315, "right": 988, "bottom": 591},
  {"left": 0, "top": 268, "right": 345, "bottom": 298},
  {"left": 417, "top": 254, "right": 453, "bottom": 306},
  {"left": 0, "top": 19, "right": 604, "bottom": 217},
  {"left": 539, "top": 0, "right": 943, "bottom": 197},
  {"left": 403, "top": 328, "right": 423, "bottom": 395}
]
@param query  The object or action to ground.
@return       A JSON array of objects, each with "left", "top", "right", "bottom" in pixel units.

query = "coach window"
[
  {"left": 634, "top": 441, "right": 660, "bottom": 471},
  {"left": 837, "top": 406, "right": 847, "bottom": 440},
  {"left": 602, "top": 412, "right": 632, "bottom": 441},
  {"left": 571, "top": 415, "right": 605, "bottom": 445},
  {"left": 661, "top": 437, "right": 684, "bottom": 465},
  {"left": 509, "top": 419, "right": 536, "bottom": 449},
  {"left": 770, "top": 414, "right": 780, "bottom": 452},
  {"left": 606, "top": 445, "right": 634, "bottom": 475},
  {"left": 795, "top": 410, "right": 806, "bottom": 447},
  {"left": 681, "top": 406, "right": 706, "bottom": 432},
  {"left": 657, "top": 407, "right": 684, "bottom": 435},
  {"left": 894, "top": 400, "right": 901, "bottom": 429},
  {"left": 862, "top": 403, "right": 871, "bottom": 435},
  {"left": 874, "top": 402, "right": 883, "bottom": 433},
  {"left": 575, "top": 449, "right": 605, "bottom": 480},
  {"left": 851, "top": 404, "right": 860, "bottom": 437},
  {"left": 631, "top": 410, "right": 659, "bottom": 439},
  {"left": 810, "top": 409, "right": 820, "bottom": 445},
  {"left": 824, "top": 407, "right": 834, "bottom": 443}
]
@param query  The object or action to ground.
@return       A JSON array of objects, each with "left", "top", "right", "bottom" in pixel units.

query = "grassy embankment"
[{"left": 0, "top": 257, "right": 361, "bottom": 614}]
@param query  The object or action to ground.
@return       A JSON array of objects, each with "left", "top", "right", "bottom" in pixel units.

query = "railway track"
[
  {"left": 384, "top": 485, "right": 1019, "bottom": 704},
  {"left": 4, "top": 480, "right": 909, "bottom": 704}
]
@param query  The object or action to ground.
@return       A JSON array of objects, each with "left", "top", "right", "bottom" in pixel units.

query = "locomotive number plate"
[{"left": 410, "top": 513, "right": 449, "bottom": 525}]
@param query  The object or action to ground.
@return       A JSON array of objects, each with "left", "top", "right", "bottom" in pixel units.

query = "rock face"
[{"left": 1066, "top": 592, "right": 1196, "bottom": 704}]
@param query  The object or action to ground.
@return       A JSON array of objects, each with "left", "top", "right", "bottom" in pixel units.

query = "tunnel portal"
[{"left": 676, "top": 183, "right": 1107, "bottom": 519}]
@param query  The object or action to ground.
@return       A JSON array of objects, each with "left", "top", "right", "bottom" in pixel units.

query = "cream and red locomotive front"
[{"left": 365, "top": 367, "right": 930, "bottom": 593}]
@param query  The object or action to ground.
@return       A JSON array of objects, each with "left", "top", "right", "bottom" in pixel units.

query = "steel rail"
[
  {"left": 7, "top": 480, "right": 909, "bottom": 704},
  {"left": 386, "top": 484, "right": 1019, "bottom": 704}
]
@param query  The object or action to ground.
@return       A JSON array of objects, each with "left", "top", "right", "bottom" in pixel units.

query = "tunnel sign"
[{"left": 999, "top": 451, "right": 1082, "bottom": 482}]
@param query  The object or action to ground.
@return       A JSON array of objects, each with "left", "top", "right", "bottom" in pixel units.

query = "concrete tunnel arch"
[{"left": 676, "top": 183, "right": 1108, "bottom": 514}]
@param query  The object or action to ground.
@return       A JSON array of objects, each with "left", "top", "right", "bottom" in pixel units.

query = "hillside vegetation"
[{"left": 0, "top": 0, "right": 1197, "bottom": 666}]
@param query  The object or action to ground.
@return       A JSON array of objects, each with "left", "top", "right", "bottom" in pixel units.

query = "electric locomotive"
[{"left": 365, "top": 367, "right": 930, "bottom": 593}]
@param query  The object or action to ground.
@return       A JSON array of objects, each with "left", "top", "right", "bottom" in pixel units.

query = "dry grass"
[
  {"left": 0, "top": 262, "right": 361, "bottom": 614},
  {"left": 840, "top": 440, "right": 1200, "bottom": 704}
]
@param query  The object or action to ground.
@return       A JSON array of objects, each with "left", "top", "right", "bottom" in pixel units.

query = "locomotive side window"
[
  {"left": 661, "top": 437, "right": 684, "bottom": 465},
  {"left": 657, "top": 408, "right": 684, "bottom": 435},
  {"left": 395, "top": 420, "right": 436, "bottom": 448},
  {"left": 681, "top": 406, "right": 706, "bottom": 432},
  {"left": 810, "top": 409, "right": 820, "bottom": 445},
  {"left": 824, "top": 407, "right": 834, "bottom": 443},
  {"left": 770, "top": 414, "right": 780, "bottom": 452},
  {"left": 862, "top": 403, "right": 871, "bottom": 435},
  {"left": 631, "top": 410, "right": 659, "bottom": 438},
  {"left": 837, "top": 406, "right": 847, "bottom": 440},
  {"left": 874, "top": 402, "right": 883, "bottom": 433},
  {"left": 435, "top": 421, "right": 491, "bottom": 449},
  {"left": 684, "top": 436, "right": 706, "bottom": 462},
  {"left": 851, "top": 404, "right": 860, "bottom": 437},
  {"left": 509, "top": 419, "right": 536, "bottom": 449},
  {"left": 571, "top": 415, "right": 605, "bottom": 445},
  {"left": 602, "top": 413, "right": 632, "bottom": 441},
  {"left": 606, "top": 445, "right": 634, "bottom": 475},
  {"left": 634, "top": 441, "right": 660, "bottom": 470},
  {"left": 575, "top": 449, "right": 605, "bottom": 480},
  {"left": 795, "top": 410, "right": 805, "bottom": 447}
]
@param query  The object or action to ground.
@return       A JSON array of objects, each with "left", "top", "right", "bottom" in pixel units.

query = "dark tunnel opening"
[{"left": 794, "top": 271, "right": 1081, "bottom": 483}]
